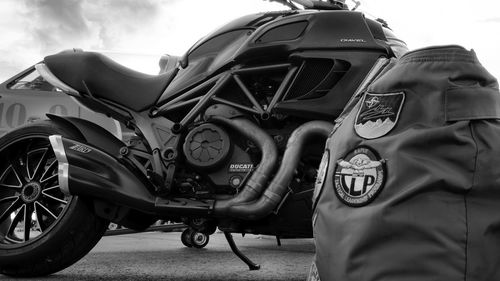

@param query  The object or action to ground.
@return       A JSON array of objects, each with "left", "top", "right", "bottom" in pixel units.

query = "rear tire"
[{"left": 0, "top": 121, "right": 108, "bottom": 277}]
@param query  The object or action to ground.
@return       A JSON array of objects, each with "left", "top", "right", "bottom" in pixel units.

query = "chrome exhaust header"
[
  {"left": 214, "top": 120, "right": 334, "bottom": 220},
  {"left": 210, "top": 117, "right": 279, "bottom": 207}
]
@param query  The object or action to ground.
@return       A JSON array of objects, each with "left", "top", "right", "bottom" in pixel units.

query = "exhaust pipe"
[
  {"left": 214, "top": 121, "right": 334, "bottom": 220},
  {"left": 210, "top": 117, "right": 278, "bottom": 205}
]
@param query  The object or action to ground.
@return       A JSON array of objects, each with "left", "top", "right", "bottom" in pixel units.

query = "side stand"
[{"left": 223, "top": 232, "right": 261, "bottom": 270}]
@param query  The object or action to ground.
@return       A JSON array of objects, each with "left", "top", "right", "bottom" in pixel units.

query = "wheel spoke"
[
  {"left": 34, "top": 202, "right": 57, "bottom": 220},
  {"left": 23, "top": 204, "right": 33, "bottom": 241},
  {"left": 24, "top": 152, "right": 30, "bottom": 181},
  {"left": 0, "top": 198, "right": 22, "bottom": 225},
  {"left": 34, "top": 203, "right": 46, "bottom": 232},
  {"left": 42, "top": 185, "right": 59, "bottom": 193},
  {"left": 0, "top": 183, "right": 22, "bottom": 190},
  {"left": 28, "top": 147, "right": 51, "bottom": 180},
  {"left": 9, "top": 160, "right": 27, "bottom": 185},
  {"left": 5, "top": 205, "right": 25, "bottom": 243},
  {"left": 0, "top": 195, "right": 19, "bottom": 205},
  {"left": 41, "top": 192, "right": 67, "bottom": 204},
  {"left": 23, "top": 139, "right": 34, "bottom": 180},
  {"left": 40, "top": 174, "right": 57, "bottom": 184},
  {"left": 40, "top": 160, "right": 57, "bottom": 183},
  {"left": 0, "top": 165, "right": 23, "bottom": 190}
]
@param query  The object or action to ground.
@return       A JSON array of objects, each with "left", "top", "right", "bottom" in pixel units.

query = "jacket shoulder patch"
[
  {"left": 354, "top": 92, "right": 405, "bottom": 139},
  {"left": 334, "top": 146, "right": 386, "bottom": 207}
]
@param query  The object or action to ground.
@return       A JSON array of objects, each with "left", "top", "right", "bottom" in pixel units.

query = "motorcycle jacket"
[{"left": 310, "top": 45, "right": 500, "bottom": 281}]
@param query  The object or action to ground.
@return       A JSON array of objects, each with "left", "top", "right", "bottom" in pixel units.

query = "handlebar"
[{"left": 293, "top": 0, "right": 348, "bottom": 10}]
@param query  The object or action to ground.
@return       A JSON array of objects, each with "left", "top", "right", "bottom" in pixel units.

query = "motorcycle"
[{"left": 0, "top": 0, "right": 406, "bottom": 276}]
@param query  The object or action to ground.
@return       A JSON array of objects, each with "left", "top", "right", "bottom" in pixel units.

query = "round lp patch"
[{"left": 334, "top": 146, "right": 386, "bottom": 207}]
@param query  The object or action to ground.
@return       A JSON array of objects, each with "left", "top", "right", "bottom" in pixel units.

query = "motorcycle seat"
[{"left": 44, "top": 51, "right": 172, "bottom": 112}]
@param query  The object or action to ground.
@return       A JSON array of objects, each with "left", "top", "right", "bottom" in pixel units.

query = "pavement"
[{"left": 0, "top": 232, "right": 314, "bottom": 281}]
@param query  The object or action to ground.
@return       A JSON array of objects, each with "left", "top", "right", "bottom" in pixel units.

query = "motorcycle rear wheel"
[{"left": 0, "top": 121, "right": 107, "bottom": 277}]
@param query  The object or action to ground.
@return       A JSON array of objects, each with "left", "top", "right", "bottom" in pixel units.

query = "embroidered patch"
[
  {"left": 354, "top": 92, "right": 405, "bottom": 139},
  {"left": 334, "top": 146, "right": 386, "bottom": 207}
]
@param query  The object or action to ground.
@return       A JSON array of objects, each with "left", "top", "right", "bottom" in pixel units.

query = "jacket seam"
[{"left": 466, "top": 121, "right": 480, "bottom": 281}]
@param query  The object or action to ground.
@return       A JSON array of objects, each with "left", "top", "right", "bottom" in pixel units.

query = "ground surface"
[{"left": 0, "top": 232, "right": 314, "bottom": 281}]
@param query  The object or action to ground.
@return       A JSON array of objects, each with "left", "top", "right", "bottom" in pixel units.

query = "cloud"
[
  {"left": 0, "top": 61, "right": 25, "bottom": 81},
  {"left": 0, "top": 0, "right": 171, "bottom": 81},
  {"left": 84, "top": 0, "right": 166, "bottom": 50},
  {"left": 23, "top": 0, "right": 91, "bottom": 53},
  {"left": 478, "top": 17, "right": 500, "bottom": 23},
  {"left": 18, "top": 0, "right": 169, "bottom": 53}
]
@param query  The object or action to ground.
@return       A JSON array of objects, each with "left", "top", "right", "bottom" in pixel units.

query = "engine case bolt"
[
  {"left": 230, "top": 176, "right": 242, "bottom": 188},
  {"left": 119, "top": 147, "right": 129, "bottom": 156},
  {"left": 163, "top": 148, "right": 176, "bottom": 160}
]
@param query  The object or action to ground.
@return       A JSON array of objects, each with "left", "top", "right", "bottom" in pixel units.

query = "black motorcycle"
[{"left": 0, "top": 0, "right": 406, "bottom": 276}]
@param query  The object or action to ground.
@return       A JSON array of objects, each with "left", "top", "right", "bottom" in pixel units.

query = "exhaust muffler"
[
  {"left": 49, "top": 135, "right": 214, "bottom": 216},
  {"left": 49, "top": 135, "right": 158, "bottom": 211}
]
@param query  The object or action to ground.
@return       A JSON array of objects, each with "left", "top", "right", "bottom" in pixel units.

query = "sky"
[{"left": 0, "top": 0, "right": 499, "bottom": 81}]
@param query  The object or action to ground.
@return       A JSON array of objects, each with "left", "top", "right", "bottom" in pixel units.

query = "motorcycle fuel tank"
[{"left": 159, "top": 10, "right": 392, "bottom": 105}]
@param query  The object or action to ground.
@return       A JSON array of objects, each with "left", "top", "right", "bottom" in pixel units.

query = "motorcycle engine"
[{"left": 180, "top": 121, "right": 255, "bottom": 197}]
